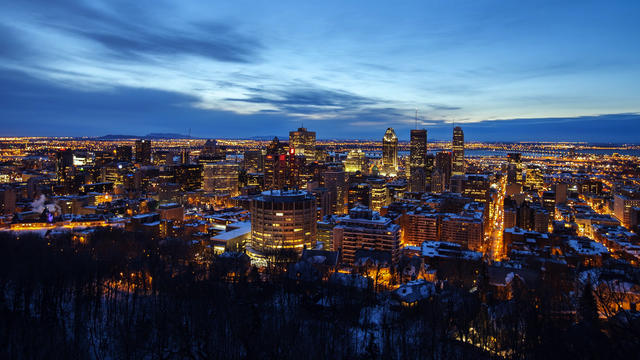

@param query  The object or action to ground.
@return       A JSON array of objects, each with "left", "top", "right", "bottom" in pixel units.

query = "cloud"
[
  {"left": 4, "top": 0, "right": 262, "bottom": 64},
  {"left": 226, "top": 86, "right": 379, "bottom": 116}
]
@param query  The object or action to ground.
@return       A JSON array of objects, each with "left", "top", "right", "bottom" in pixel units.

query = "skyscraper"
[
  {"left": 452, "top": 126, "right": 465, "bottom": 176},
  {"left": 289, "top": 127, "right": 316, "bottom": 161},
  {"left": 507, "top": 152, "right": 523, "bottom": 184},
  {"left": 435, "top": 151, "right": 452, "bottom": 190},
  {"left": 135, "top": 139, "right": 152, "bottom": 165},
  {"left": 263, "top": 137, "right": 300, "bottom": 190},
  {"left": 409, "top": 129, "right": 427, "bottom": 192},
  {"left": 382, "top": 128, "right": 398, "bottom": 177}
]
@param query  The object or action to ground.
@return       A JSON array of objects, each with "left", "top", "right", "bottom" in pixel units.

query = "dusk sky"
[{"left": 1, "top": 0, "right": 639, "bottom": 141}]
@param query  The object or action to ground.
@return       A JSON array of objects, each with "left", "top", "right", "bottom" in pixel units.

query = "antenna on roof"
[{"left": 415, "top": 109, "right": 418, "bottom": 129}]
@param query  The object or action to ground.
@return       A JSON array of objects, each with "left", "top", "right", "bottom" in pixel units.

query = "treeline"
[{"left": 0, "top": 229, "right": 637, "bottom": 359}]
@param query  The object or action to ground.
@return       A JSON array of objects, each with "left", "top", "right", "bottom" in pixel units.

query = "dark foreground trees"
[{"left": 0, "top": 229, "right": 638, "bottom": 359}]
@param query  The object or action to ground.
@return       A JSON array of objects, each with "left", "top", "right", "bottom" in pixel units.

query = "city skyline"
[{"left": 2, "top": 0, "right": 640, "bottom": 141}]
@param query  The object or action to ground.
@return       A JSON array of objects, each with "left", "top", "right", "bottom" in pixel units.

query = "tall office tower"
[
  {"left": 203, "top": 161, "right": 239, "bottom": 196},
  {"left": 180, "top": 149, "right": 190, "bottom": 165},
  {"left": 425, "top": 154, "right": 434, "bottom": 192},
  {"left": 115, "top": 145, "right": 133, "bottom": 163},
  {"left": 289, "top": 127, "right": 316, "bottom": 161},
  {"left": 506, "top": 152, "right": 523, "bottom": 184},
  {"left": 323, "top": 165, "right": 347, "bottom": 214},
  {"left": 452, "top": 126, "right": 465, "bottom": 176},
  {"left": 332, "top": 206, "right": 401, "bottom": 265},
  {"left": 244, "top": 150, "right": 264, "bottom": 173},
  {"left": 56, "top": 149, "right": 75, "bottom": 185},
  {"left": 409, "top": 129, "right": 427, "bottom": 192},
  {"left": 344, "top": 149, "right": 367, "bottom": 173},
  {"left": 264, "top": 137, "right": 300, "bottom": 190},
  {"left": 250, "top": 189, "right": 317, "bottom": 256},
  {"left": 435, "top": 151, "right": 452, "bottom": 189},
  {"left": 135, "top": 139, "right": 152, "bottom": 165},
  {"left": 382, "top": 128, "right": 398, "bottom": 177}
]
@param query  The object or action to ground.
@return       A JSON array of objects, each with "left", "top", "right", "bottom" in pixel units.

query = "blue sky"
[{"left": 1, "top": 0, "right": 639, "bottom": 141}]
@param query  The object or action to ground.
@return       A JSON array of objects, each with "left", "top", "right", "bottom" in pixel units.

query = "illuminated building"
[
  {"left": 56, "top": 149, "right": 75, "bottom": 194},
  {"left": 524, "top": 166, "right": 544, "bottom": 191},
  {"left": 158, "top": 203, "right": 184, "bottom": 222},
  {"left": 323, "top": 165, "right": 347, "bottom": 214},
  {"left": 430, "top": 168, "right": 445, "bottom": 193},
  {"left": 203, "top": 161, "right": 239, "bottom": 196},
  {"left": 173, "top": 164, "right": 203, "bottom": 191},
  {"left": 135, "top": 139, "right": 152, "bottom": 165},
  {"left": 94, "top": 150, "right": 116, "bottom": 167},
  {"left": 452, "top": 126, "right": 465, "bottom": 176},
  {"left": 368, "top": 178, "right": 388, "bottom": 212},
  {"left": 332, "top": 205, "right": 400, "bottom": 265},
  {"left": 264, "top": 137, "right": 300, "bottom": 190},
  {"left": 381, "top": 128, "right": 398, "bottom": 177},
  {"left": 308, "top": 186, "right": 331, "bottom": 219},
  {"left": 440, "top": 214, "right": 483, "bottom": 252},
  {"left": 244, "top": 150, "right": 264, "bottom": 173},
  {"left": 249, "top": 189, "right": 317, "bottom": 256},
  {"left": 435, "top": 151, "right": 452, "bottom": 190},
  {"left": 348, "top": 183, "right": 371, "bottom": 209},
  {"left": 200, "top": 139, "right": 226, "bottom": 162},
  {"left": 115, "top": 145, "right": 132, "bottom": 163},
  {"left": 0, "top": 187, "right": 17, "bottom": 215},
  {"left": 614, "top": 194, "right": 640, "bottom": 228},
  {"left": 409, "top": 129, "right": 428, "bottom": 192},
  {"left": 506, "top": 152, "right": 523, "bottom": 184},
  {"left": 462, "top": 174, "right": 492, "bottom": 204},
  {"left": 344, "top": 149, "right": 367, "bottom": 173},
  {"left": 289, "top": 127, "right": 316, "bottom": 162},
  {"left": 404, "top": 210, "right": 440, "bottom": 246}
]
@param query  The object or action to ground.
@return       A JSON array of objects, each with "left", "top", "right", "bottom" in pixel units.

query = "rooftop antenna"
[{"left": 415, "top": 109, "right": 418, "bottom": 129}]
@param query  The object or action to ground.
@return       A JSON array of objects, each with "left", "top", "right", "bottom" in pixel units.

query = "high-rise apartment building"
[
  {"left": 440, "top": 214, "right": 483, "bottom": 252},
  {"left": 382, "top": 128, "right": 398, "bottom": 177},
  {"left": 452, "top": 126, "right": 465, "bottom": 176},
  {"left": 368, "top": 178, "right": 388, "bottom": 212},
  {"left": 332, "top": 206, "right": 400, "bottom": 265}
]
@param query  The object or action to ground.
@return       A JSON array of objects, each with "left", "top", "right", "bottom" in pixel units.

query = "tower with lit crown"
[{"left": 382, "top": 128, "right": 398, "bottom": 176}]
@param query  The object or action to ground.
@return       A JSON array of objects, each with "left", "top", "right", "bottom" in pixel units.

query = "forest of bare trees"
[{"left": 1, "top": 228, "right": 638, "bottom": 359}]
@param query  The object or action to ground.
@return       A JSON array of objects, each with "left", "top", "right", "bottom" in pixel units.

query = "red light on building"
[{"left": 290, "top": 148, "right": 295, "bottom": 155}]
